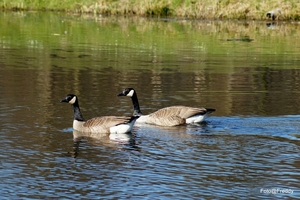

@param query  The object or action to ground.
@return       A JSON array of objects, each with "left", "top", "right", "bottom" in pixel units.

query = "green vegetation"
[{"left": 1, "top": 0, "right": 300, "bottom": 20}]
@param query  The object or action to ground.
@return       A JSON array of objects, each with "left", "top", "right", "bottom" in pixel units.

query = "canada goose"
[
  {"left": 60, "top": 94, "right": 137, "bottom": 134},
  {"left": 266, "top": 9, "right": 281, "bottom": 20},
  {"left": 117, "top": 88, "right": 215, "bottom": 126}
]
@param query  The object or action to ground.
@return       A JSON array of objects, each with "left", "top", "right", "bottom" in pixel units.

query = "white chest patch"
[
  {"left": 135, "top": 115, "right": 149, "bottom": 124},
  {"left": 73, "top": 120, "right": 85, "bottom": 131}
]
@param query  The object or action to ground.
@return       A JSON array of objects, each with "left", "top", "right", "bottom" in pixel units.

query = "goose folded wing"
[
  {"left": 84, "top": 116, "right": 133, "bottom": 129},
  {"left": 150, "top": 106, "right": 208, "bottom": 119},
  {"left": 149, "top": 115, "right": 185, "bottom": 126},
  {"left": 177, "top": 106, "right": 210, "bottom": 118}
]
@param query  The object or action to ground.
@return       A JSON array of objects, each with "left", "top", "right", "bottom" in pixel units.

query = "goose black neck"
[
  {"left": 72, "top": 100, "right": 85, "bottom": 121},
  {"left": 131, "top": 92, "right": 143, "bottom": 116}
]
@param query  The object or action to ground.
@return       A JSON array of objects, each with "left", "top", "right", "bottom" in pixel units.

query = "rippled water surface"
[{"left": 0, "top": 12, "right": 300, "bottom": 199}]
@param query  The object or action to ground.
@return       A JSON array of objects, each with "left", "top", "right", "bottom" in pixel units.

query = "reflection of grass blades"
[
  {"left": 1, "top": 0, "right": 300, "bottom": 20},
  {"left": 0, "top": 12, "right": 299, "bottom": 71}
]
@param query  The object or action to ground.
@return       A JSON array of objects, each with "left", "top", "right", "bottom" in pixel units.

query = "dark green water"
[{"left": 0, "top": 12, "right": 299, "bottom": 199}]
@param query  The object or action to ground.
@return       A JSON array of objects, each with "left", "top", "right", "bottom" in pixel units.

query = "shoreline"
[{"left": 1, "top": 0, "right": 300, "bottom": 21}]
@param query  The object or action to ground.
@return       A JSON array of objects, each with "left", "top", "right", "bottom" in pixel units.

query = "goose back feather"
[
  {"left": 148, "top": 106, "right": 207, "bottom": 119},
  {"left": 139, "top": 115, "right": 185, "bottom": 126}
]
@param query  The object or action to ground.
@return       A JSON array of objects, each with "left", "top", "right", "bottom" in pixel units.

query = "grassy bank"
[{"left": 1, "top": 0, "right": 300, "bottom": 20}]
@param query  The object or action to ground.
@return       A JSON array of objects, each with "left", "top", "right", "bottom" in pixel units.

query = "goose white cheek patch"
[
  {"left": 127, "top": 90, "right": 134, "bottom": 97},
  {"left": 69, "top": 96, "right": 76, "bottom": 104}
]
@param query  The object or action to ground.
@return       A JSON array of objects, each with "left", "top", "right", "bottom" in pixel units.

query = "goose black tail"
[{"left": 206, "top": 108, "right": 216, "bottom": 113}]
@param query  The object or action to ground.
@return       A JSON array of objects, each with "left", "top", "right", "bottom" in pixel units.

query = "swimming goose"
[
  {"left": 60, "top": 94, "right": 137, "bottom": 134},
  {"left": 117, "top": 88, "right": 215, "bottom": 126}
]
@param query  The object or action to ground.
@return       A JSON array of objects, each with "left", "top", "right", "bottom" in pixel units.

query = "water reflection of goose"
[
  {"left": 69, "top": 130, "right": 139, "bottom": 158},
  {"left": 109, "top": 131, "right": 133, "bottom": 142},
  {"left": 118, "top": 88, "right": 215, "bottom": 126},
  {"left": 72, "top": 128, "right": 135, "bottom": 144},
  {"left": 72, "top": 129, "right": 107, "bottom": 140},
  {"left": 60, "top": 94, "right": 138, "bottom": 134}
]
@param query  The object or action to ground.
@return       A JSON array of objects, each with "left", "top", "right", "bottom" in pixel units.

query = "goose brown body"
[{"left": 74, "top": 116, "right": 134, "bottom": 133}]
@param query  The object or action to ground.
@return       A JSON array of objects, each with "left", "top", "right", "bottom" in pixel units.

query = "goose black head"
[
  {"left": 60, "top": 94, "right": 77, "bottom": 104},
  {"left": 118, "top": 88, "right": 135, "bottom": 97}
]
